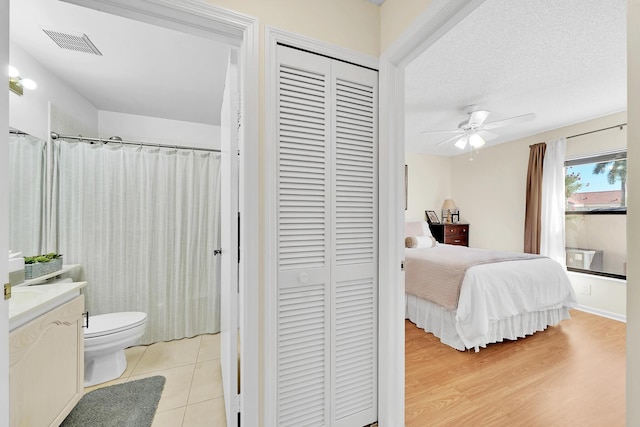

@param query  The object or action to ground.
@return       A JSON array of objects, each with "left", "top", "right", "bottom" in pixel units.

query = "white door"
[
  {"left": 275, "top": 45, "right": 378, "bottom": 427},
  {"left": 220, "top": 50, "right": 240, "bottom": 427}
]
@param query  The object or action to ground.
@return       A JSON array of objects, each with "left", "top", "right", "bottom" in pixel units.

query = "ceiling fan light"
[
  {"left": 454, "top": 136, "right": 468, "bottom": 150},
  {"left": 469, "top": 133, "right": 485, "bottom": 148}
]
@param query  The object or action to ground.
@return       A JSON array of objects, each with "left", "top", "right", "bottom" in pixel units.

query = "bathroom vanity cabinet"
[{"left": 9, "top": 294, "right": 85, "bottom": 427}]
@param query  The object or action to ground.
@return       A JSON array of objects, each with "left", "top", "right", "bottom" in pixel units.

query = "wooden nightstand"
[{"left": 429, "top": 223, "right": 469, "bottom": 247}]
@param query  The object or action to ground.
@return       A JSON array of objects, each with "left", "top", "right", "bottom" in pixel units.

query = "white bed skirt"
[{"left": 405, "top": 293, "right": 572, "bottom": 351}]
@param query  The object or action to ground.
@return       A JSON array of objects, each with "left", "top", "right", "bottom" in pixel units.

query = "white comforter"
[{"left": 406, "top": 249, "right": 577, "bottom": 350}]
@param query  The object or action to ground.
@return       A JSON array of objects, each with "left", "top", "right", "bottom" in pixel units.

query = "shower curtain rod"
[{"left": 50, "top": 132, "right": 221, "bottom": 153}]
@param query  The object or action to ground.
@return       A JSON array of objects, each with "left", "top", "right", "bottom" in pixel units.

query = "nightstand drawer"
[
  {"left": 429, "top": 223, "right": 470, "bottom": 247},
  {"left": 444, "top": 234, "right": 468, "bottom": 246},
  {"left": 444, "top": 225, "right": 468, "bottom": 237}
]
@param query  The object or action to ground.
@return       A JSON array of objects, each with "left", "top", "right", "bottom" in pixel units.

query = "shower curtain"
[
  {"left": 9, "top": 133, "right": 47, "bottom": 256},
  {"left": 53, "top": 140, "right": 221, "bottom": 344}
]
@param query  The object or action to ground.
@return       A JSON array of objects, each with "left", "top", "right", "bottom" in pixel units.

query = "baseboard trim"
[{"left": 573, "top": 305, "right": 626, "bottom": 323}]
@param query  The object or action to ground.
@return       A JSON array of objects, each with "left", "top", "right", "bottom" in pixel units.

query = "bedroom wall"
[
  {"left": 450, "top": 111, "right": 628, "bottom": 319},
  {"left": 404, "top": 153, "right": 451, "bottom": 222}
]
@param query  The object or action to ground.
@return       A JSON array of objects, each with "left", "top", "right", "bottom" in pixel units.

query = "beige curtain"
[{"left": 524, "top": 143, "right": 546, "bottom": 254}]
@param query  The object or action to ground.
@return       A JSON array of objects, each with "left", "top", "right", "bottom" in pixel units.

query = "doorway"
[{"left": 1, "top": 1, "right": 258, "bottom": 426}]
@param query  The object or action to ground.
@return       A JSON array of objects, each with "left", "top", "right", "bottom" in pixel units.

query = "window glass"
[
  {"left": 565, "top": 152, "right": 627, "bottom": 212},
  {"left": 564, "top": 151, "right": 626, "bottom": 278}
]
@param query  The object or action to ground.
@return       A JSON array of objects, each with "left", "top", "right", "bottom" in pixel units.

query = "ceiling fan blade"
[
  {"left": 478, "top": 130, "right": 499, "bottom": 140},
  {"left": 420, "top": 129, "right": 464, "bottom": 135},
  {"left": 482, "top": 113, "right": 537, "bottom": 130},
  {"left": 435, "top": 133, "right": 465, "bottom": 147},
  {"left": 468, "top": 110, "right": 490, "bottom": 127}
]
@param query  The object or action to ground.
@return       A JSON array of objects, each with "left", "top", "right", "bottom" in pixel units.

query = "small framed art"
[{"left": 425, "top": 210, "right": 440, "bottom": 225}]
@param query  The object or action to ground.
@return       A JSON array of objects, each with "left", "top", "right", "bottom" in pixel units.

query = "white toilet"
[{"left": 83, "top": 312, "right": 147, "bottom": 387}]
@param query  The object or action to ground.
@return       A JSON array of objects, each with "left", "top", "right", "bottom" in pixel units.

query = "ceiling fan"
[{"left": 421, "top": 105, "right": 536, "bottom": 150}]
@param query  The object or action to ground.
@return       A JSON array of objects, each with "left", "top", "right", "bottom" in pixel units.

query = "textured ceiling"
[
  {"left": 405, "top": 0, "right": 627, "bottom": 156},
  {"left": 10, "top": 0, "right": 230, "bottom": 126}
]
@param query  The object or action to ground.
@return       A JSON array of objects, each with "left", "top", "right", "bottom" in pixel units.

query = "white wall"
[
  {"left": 450, "top": 111, "right": 628, "bottom": 318},
  {"left": 9, "top": 42, "right": 98, "bottom": 140},
  {"left": 627, "top": 0, "right": 640, "bottom": 423},
  {"left": 404, "top": 153, "right": 451, "bottom": 222},
  {"left": 568, "top": 272, "right": 626, "bottom": 319},
  {"left": 98, "top": 110, "right": 221, "bottom": 150}
]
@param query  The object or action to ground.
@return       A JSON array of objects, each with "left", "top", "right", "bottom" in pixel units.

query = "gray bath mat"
[{"left": 61, "top": 376, "right": 166, "bottom": 427}]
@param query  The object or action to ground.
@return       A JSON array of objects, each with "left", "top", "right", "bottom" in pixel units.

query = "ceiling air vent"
[{"left": 42, "top": 29, "right": 103, "bottom": 56}]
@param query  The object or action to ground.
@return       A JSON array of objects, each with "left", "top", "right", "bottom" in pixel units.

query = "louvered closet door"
[
  {"left": 276, "top": 44, "right": 378, "bottom": 427},
  {"left": 330, "top": 61, "right": 378, "bottom": 427},
  {"left": 277, "top": 45, "right": 332, "bottom": 427}
]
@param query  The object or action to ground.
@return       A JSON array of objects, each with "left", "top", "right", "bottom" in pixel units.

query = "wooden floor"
[{"left": 405, "top": 310, "right": 625, "bottom": 426}]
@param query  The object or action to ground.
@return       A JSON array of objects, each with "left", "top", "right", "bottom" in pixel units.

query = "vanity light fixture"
[{"left": 8, "top": 65, "right": 37, "bottom": 96}]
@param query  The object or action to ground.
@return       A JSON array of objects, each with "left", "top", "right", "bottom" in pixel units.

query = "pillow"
[
  {"left": 405, "top": 235, "right": 436, "bottom": 248},
  {"left": 405, "top": 221, "right": 433, "bottom": 238}
]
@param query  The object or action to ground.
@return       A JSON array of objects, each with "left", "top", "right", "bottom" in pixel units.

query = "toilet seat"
[{"left": 85, "top": 312, "right": 147, "bottom": 338}]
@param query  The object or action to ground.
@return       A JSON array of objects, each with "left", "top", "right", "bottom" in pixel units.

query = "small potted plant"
[{"left": 24, "top": 253, "right": 63, "bottom": 280}]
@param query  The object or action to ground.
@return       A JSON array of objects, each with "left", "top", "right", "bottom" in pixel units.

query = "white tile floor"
[{"left": 84, "top": 334, "right": 226, "bottom": 427}]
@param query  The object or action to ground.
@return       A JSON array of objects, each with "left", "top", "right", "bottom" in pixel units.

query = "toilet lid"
[{"left": 84, "top": 312, "right": 147, "bottom": 338}]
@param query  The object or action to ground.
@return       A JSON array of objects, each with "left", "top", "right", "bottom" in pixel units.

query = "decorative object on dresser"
[
  {"left": 429, "top": 223, "right": 469, "bottom": 247},
  {"left": 441, "top": 199, "right": 458, "bottom": 224},
  {"left": 425, "top": 210, "right": 440, "bottom": 225}
]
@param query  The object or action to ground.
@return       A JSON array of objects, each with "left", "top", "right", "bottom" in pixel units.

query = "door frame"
[
  {"left": 1, "top": 1, "right": 259, "bottom": 426},
  {"left": 376, "top": 0, "right": 497, "bottom": 425},
  {"left": 1, "top": 0, "right": 10, "bottom": 423}
]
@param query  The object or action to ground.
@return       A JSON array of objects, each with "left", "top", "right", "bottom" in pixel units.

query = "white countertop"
[{"left": 9, "top": 281, "right": 87, "bottom": 331}]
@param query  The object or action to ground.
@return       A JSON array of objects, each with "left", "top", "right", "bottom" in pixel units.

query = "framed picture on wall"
[{"left": 425, "top": 210, "right": 440, "bottom": 225}]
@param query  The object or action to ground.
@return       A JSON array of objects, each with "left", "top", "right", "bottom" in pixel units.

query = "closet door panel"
[
  {"left": 276, "top": 45, "right": 331, "bottom": 427},
  {"left": 331, "top": 61, "right": 378, "bottom": 427}
]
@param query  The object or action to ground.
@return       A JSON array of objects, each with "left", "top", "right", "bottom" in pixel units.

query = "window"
[{"left": 564, "top": 151, "right": 626, "bottom": 279}]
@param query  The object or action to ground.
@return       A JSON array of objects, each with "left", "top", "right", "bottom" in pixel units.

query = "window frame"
[{"left": 564, "top": 150, "right": 627, "bottom": 280}]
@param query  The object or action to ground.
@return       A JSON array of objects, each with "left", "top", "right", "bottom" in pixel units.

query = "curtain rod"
[
  {"left": 566, "top": 123, "right": 627, "bottom": 140},
  {"left": 50, "top": 132, "right": 221, "bottom": 153},
  {"left": 529, "top": 123, "right": 627, "bottom": 147}
]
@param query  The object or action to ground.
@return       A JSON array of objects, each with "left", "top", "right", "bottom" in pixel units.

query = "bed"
[{"left": 404, "top": 221, "right": 577, "bottom": 351}]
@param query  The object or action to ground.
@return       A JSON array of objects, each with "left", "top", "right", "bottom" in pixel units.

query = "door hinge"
[
  {"left": 401, "top": 261, "right": 405, "bottom": 271},
  {"left": 237, "top": 393, "right": 242, "bottom": 413},
  {"left": 4, "top": 283, "right": 11, "bottom": 300}
]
